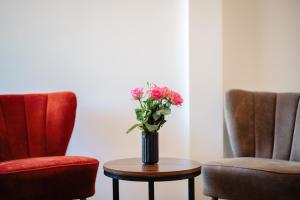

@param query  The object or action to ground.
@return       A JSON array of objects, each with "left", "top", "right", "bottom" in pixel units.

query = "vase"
[{"left": 142, "top": 132, "right": 159, "bottom": 164}]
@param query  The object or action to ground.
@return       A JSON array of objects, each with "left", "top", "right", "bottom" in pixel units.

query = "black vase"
[{"left": 142, "top": 132, "right": 159, "bottom": 164}]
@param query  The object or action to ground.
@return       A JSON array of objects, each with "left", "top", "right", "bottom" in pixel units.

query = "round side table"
[{"left": 103, "top": 158, "right": 201, "bottom": 200}]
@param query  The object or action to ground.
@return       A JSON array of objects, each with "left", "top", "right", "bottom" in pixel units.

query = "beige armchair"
[{"left": 202, "top": 89, "right": 300, "bottom": 200}]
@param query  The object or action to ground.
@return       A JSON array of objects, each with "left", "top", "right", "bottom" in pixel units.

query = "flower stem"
[{"left": 138, "top": 99, "right": 143, "bottom": 109}]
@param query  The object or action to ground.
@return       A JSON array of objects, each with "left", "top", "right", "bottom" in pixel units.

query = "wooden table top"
[{"left": 103, "top": 158, "right": 201, "bottom": 178}]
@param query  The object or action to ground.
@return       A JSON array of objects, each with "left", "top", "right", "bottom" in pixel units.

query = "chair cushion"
[
  {"left": 0, "top": 156, "right": 99, "bottom": 200},
  {"left": 202, "top": 157, "right": 300, "bottom": 200}
]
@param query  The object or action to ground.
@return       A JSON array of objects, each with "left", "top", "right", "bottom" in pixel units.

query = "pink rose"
[
  {"left": 149, "top": 85, "right": 163, "bottom": 100},
  {"left": 170, "top": 91, "right": 183, "bottom": 106},
  {"left": 131, "top": 88, "right": 144, "bottom": 100},
  {"left": 160, "top": 86, "right": 171, "bottom": 99}
]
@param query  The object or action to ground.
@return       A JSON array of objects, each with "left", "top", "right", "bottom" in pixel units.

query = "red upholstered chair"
[{"left": 0, "top": 92, "right": 99, "bottom": 200}]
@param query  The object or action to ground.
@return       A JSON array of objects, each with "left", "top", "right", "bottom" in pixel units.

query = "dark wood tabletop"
[{"left": 103, "top": 157, "right": 201, "bottom": 178}]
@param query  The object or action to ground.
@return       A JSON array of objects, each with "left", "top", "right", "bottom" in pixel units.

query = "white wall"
[
  {"left": 190, "top": 0, "right": 223, "bottom": 162},
  {"left": 224, "top": 0, "right": 300, "bottom": 92},
  {"left": 0, "top": 0, "right": 190, "bottom": 199},
  {"left": 223, "top": 0, "right": 262, "bottom": 91},
  {"left": 259, "top": 0, "right": 300, "bottom": 92}
]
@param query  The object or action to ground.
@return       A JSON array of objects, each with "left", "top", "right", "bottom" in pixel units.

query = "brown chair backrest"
[
  {"left": 225, "top": 89, "right": 300, "bottom": 161},
  {"left": 0, "top": 92, "right": 77, "bottom": 162}
]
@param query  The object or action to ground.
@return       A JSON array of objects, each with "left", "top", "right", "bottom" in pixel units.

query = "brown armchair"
[{"left": 202, "top": 89, "right": 300, "bottom": 200}]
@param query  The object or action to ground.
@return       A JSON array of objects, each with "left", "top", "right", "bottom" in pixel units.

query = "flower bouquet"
[{"left": 127, "top": 83, "right": 183, "bottom": 164}]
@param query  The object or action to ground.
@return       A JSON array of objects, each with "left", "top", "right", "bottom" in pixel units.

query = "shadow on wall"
[{"left": 223, "top": 121, "right": 233, "bottom": 158}]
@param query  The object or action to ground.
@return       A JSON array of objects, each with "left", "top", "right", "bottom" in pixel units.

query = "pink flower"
[
  {"left": 131, "top": 88, "right": 144, "bottom": 100},
  {"left": 170, "top": 91, "right": 183, "bottom": 106},
  {"left": 160, "top": 86, "right": 171, "bottom": 99},
  {"left": 149, "top": 85, "right": 163, "bottom": 100}
]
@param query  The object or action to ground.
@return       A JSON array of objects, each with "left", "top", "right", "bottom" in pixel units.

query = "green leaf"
[
  {"left": 145, "top": 123, "right": 159, "bottom": 132},
  {"left": 126, "top": 123, "right": 141, "bottom": 134},
  {"left": 165, "top": 101, "right": 171, "bottom": 108},
  {"left": 135, "top": 108, "right": 142, "bottom": 116},
  {"left": 157, "top": 108, "right": 171, "bottom": 115},
  {"left": 159, "top": 119, "right": 167, "bottom": 127},
  {"left": 152, "top": 112, "right": 161, "bottom": 121},
  {"left": 135, "top": 108, "right": 147, "bottom": 121}
]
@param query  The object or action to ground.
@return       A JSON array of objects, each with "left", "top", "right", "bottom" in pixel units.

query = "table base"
[{"left": 112, "top": 178, "right": 195, "bottom": 200}]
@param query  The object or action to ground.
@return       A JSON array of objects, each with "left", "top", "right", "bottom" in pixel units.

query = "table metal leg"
[
  {"left": 113, "top": 179, "right": 119, "bottom": 200},
  {"left": 188, "top": 178, "right": 195, "bottom": 200},
  {"left": 148, "top": 181, "right": 154, "bottom": 200}
]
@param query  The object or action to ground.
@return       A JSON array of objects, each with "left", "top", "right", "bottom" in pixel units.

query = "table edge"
[{"left": 103, "top": 157, "right": 202, "bottom": 179}]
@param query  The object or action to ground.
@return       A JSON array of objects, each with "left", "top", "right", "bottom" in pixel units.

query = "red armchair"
[{"left": 0, "top": 92, "right": 99, "bottom": 200}]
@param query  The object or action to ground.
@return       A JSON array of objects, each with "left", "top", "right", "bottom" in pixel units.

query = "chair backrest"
[
  {"left": 0, "top": 92, "right": 76, "bottom": 162},
  {"left": 225, "top": 89, "right": 300, "bottom": 161}
]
